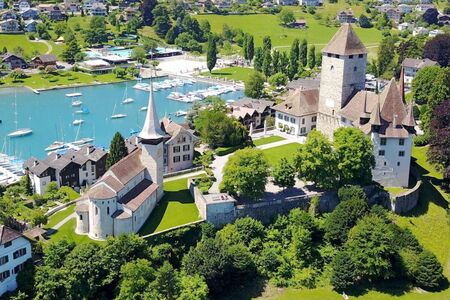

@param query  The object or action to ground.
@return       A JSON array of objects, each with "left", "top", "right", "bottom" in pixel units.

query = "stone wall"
[{"left": 390, "top": 175, "right": 421, "bottom": 215}]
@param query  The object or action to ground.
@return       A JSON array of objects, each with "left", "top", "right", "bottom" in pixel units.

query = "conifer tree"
[
  {"left": 246, "top": 35, "right": 254, "bottom": 62},
  {"left": 262, "top": 36, "right": 272, "bottom": 54},
  {"left": 272, "top": 50, "right": 280, "bottom": 74},
  {"left": 21, "top": 174, "right": 33, "bottom": 196},
  {"left": 262, "top": 50, "right": 272, "bottom": 79},
  {"left": 254, "top": 47, "right": 264, "bottom": 72},
  {"left": 289, "top": 39, "right": 300, "bottom": 79},
  {"left": 206, "top": 35, "right": 217, "bottom": 73},
  {"left": 308, "top": 45, "right": 316, "bottom": 69},
  {"left": 300, "top": 39, "right": 308, "bottom": 67},
  {"left": 106, "top": 132, "right": 128, "bottom": 169}
]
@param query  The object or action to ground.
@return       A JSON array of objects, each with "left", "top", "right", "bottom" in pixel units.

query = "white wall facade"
[
  {"left": 166, "top": 133, "right": 195, "bottom": 173},
  {"left": 0, "top": 237, "right": 32, "bottom": 297},
  {"left": 78, "top": 161, "right": 97, "bottom": 187},
  {"left": 275, "top": 112, "right": 317, "bottom": 136},
  {"left": 88, "top": 196, "right": 116, "bottom": 240},
  {"left": 141, "top": 142, "right": 164, "bottom": 200}
]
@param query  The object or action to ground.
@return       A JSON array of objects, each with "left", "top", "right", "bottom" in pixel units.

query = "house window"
[
  {"left": 335, "top": 55, "right": 340, "bottom": 58},
  {"left": 182, "top": 136, "right": 186, "bottom": 142},
  {"left": 95, "top": 207, "right": 98, "bottom": 215},
  {"left": 379, "top": 150, "right": 385, "bottom": 156},
  {"left": 0, "top": 255, "right": 8, "bottom": 266},
  {"left": 107, "top": 207, "right": 110, "bottom": 215},
  {"left": 82, "top": 164, "right": 86, "bottom": 171},
  {"left": 354, "top": 66, "right": 357, "bottom": 72},
  {"left": 300, "top": 127, "right": 306, "bottom": 134},
  {"left": 399, "top": 151, "right": 405, "bottom": 157},
  {"left": 330, "top": 65, "right": 334, "bottom": 70},
  {"left": 284, "top": 115, "right": 289, "bottom": 121},
  {"left": 358, "top": 54, "right": 364, "bottom": 58},
  {"left": 311, "top": 125, "right": 316, "bottom": 130},
  {"left": 327, "top": 53, "right": 332, "bottom": 57},
  {"left": 173, "top": 146, "right": 180, "bottom": 153},
  {"left": 277, "top": 113, "right": 282, "bottom": 119},
  {"left": 397, "top": 162, "right": 401, "bottom": 166},
  {"left": 0, "top": 270, "right": 10, "bottom": 282},
  {"left": 312, "top": 116, "right": 317, "bottom": 122},
  {"left": 3, "top": 241, "right": 12, "bottom": 248},
  {"left": 173, "top": 156, "right": 180, "bottom": 163},
  {"left": 183, "top": 154, "right": 190, "bottom": 161},
  {"left": 79, "top": 214, "right": 83, "bottom": 220},
  {"left": 14, "top": 263, "right": 25, "bottom": 274},
  {"left": 399, "top": 139, "right": 405, "bottom": 146},
  {"left": 301, "top": 118, "right": 305, "bottom": 124},
  {"left": 183, "top": 145, "right": 190, "bottom": 151},
  {"left": 13, "top": 248, "right": 26, "bottom": 259},
  {"left": 290, "top": 118, "right": 296, "bottom": 124},
  {"left": 380, "top": 138, "right": 387, "bottom": 146},
  {"left": 349, "top": 55, "right": 353, "bottom": 59}
]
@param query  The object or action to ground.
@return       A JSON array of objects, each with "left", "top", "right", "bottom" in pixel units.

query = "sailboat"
[
  {"left": 121, "top": 84, "right": 134, "bottom": 104},
  {"left": 8, "top": 91, "right": 33, "bottom": 138},
  {"left": 73, "top": 119, "right": 84, "bottom": 126},
  {"left": 111, "top": 96, "right": 127, "bottom": 119},
  {"left": 72, "top": 100, "right": 83, "bottom": 107}
]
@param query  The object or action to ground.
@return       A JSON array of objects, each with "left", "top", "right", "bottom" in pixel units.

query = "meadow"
[{"left": 0, "top": 34, "right": 49, "bottom": 57}]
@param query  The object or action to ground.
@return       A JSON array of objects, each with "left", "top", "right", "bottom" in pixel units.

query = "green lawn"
[
  {"left": 201, "top": 66, "right": 254, "bottom": 82},
  {"left": 253, "top": 136, "right": 285, "bottom": 147},
  {"left": 139, "top": 178, "right": 201, "bottom": 235},
  {"left": 262, "top": 142, "right": 301, "bottom": 167},
  {"left": 2, "top": 71, "right": 133, "bottom": 90},
  {"left": 195, "top": 2, "right": 383, "bottom": 53},
  {"left": 47, "top": 218, "right": 103, "bottom": 245},
  {"left": 386, "top": 186, "right": 409, "bottom": 196},
  {"left": 0, "top": 34, "right": 49, "bottom": 57},
  {"left": 45, "top": 204, "right": 76, "bottom": 229}
]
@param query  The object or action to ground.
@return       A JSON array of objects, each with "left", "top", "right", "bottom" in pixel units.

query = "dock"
[{"left": 0, "top": 153, "right": 24, "bottom": 186}]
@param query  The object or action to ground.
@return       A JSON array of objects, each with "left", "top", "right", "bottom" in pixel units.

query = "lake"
[{"left": 0, "top": 78, "right": 243, "bottom": 160}]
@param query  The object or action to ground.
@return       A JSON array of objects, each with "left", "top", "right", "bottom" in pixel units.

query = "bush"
[
  {"left": 413, "top": 250, "right": 444, "bottom": 289},
  {"left": 194, "top": 176, "right": 213, "bottom": 194},
  {"left": 337, "top": 185, "right": 367, "bottom": 202},
  {"left": 414, "top": 134, "right": 429, "bottom": 146}
]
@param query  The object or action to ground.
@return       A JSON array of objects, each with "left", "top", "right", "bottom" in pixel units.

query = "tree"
[
  {"left": 61, "top": 39, "right": 82, "bottom": 64},
  {"left": 106, "top": 132, "right": 128, "bottom": 169},
  {"left": 153, "top": 262, "right": 179, "bottom": 299},
  {"left": 113, "top": 67, "right": 127, "bottom": 78},
  {"left": 268, "top": 72, "right": 288, "bottom": 87},
  {"left": 254, "top": 47, "right": 264, "bottom": 72},
  {"left": 359, "top": 14, "right": 372, "bottom": 28},
  {"left": 295, "top": 130, "right": 339, "bottom": 189},
  {"left": 422, "top": 8, "right": 438, "bottom": 25},
  {"left": 412, "top": 66, "right": 442, "bottom": 104},
  {"left": 31, "top": 210, "right": 48, "bottom": 227},
  {"left": 315, "top": 50, "right": 322, "bottom": 67},
  {"left": 262, "top": 50, "right": 272, "bottom": 78},
  {"left": 44, "top": 239, "right": 75, "bottom": 268},
  {"left": 83, "top": 17, "right": 108, "bottom": 46},
  {"left": 246, "top": 34, "right": 254, "bottom": 62},
  {"left": 345, "top": 215, "right": 396, "bottom": 280},
  {"left": 278, "top": 8, "right": 295, "bottom": 26},
  {"left": 54, "top": 22, "right": 66, "bottom": 37},
  {"left": 272, "top": 50, "right": 280, "bottom": 73},
  {"left": 377, "top": 36, "right": 395, "bottom": 76},
  {"left": 206, "top": 35, "right": 217, "bottom": 73},
  {"left": 117, "top": 259, "right": 155, "bottom": 300},
  {"left": 175, "top": 32, "right": 202, "bottom": 52},
  {"left": 299, "top": 39, "right": 308, "bottom": 68},
  {"left": 424, "top": 33, "right": 450, "bottom": 67},
  {"left": 338, "top": 185, "right": 367, "bottom": 203},
  {"left": 324, "top": 198, "right": 369, "bottom": 245},
  {"left": 427, "top": 100, "right": 450, "bottom": 169},
  {"left": 272, "top": 158, "right": 296, "bottom": 190},
  {"left": 333, "top": 127, "right": 375, "bottom": 186},
  {"left": 262, "top": 36, "right": 272, "bottom": 54},
  {"left": 21, "top": 174, "right": 32, "bottom": 196},
  {"left": 289, "top": 38, "right": 300, "bottom": 78},
  {"left": 330, "top": 250, "right": 357, "bottom": 290},
  {"left": 308, "top": 45, "right": 316, "bottom": 69},
  {"left": 36, "top": 23, "right": 50, "bottom": 40},
  {"left": 244, "top": 71, "right": 265, "bottom": 99},
  {"left": 140, "top": 0, "right": 158, "bottom": 25},
  {"left": 413, "top": 250, "right": 444, "bottom": 289},
  {"left": 178, "top": 274, "right": 208, "bottom": 300},
  {"left": 16, "top": 259, "right": 35, "bottom": 297},
  {"left": 9, "top": 69, "right": 25, "bottom": 82},
  {"left": 131, "top": 46, "right": 147, "bottom": 64},
  {"left": 153, "top": 16, "right": 172, "bottom": 38},
  {"left": 220, "top": 148, "right": 270, "bottom": 200}
]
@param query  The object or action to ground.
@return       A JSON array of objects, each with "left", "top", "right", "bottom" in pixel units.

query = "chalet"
[
  {"left": 0, "top": 10, "right": 17, "bottom": 20},
  {"left": 0, "top": 0, "right": 4, "bottom": 9},
  {"left": 0, "top": 19, "right": 19, "bottom": 33},
  {"left": 24, "top": 19, "right": 38, "bottom": 32},
  {"left": 90, "top": 2, "right": 107, "bottom": 16},
  {"left": 398, "top": 4, "right": 413, "bottom": 14},
  {"left": 337, "top": 10, "right": 356, "bottom": 23},
  {"left": 299, "top": 0, "right": 322, "bottom": 6},
  {"left": 123, "top": 7, "right": 138, "bottom": 21},
  {"left": 438, "top": 14, "right": 450, "bottom": 26},
  {"left": 31, "top": 54, "right": 57, "bottom": 68},
  {"left": 385, "top": 8, "right": 401, "bottom": 22},
  {"left": 16, "top": 0, "right": 30, "bottom": 12},
  {"left": 229, "top": 98, "right": 275, "bottom": 129},
  {"left": 64, "top": 0, "right": 80, "bottom": 12},
  {"left": 1, "top": 54, "right": 27, "bottom": 69},
  {"left": 47, "top": 5, "right": 65, "bottom": 21},
  {"left": 402, "top": 58, "right": 438, "bottom": 87},
  {"left": 19, "top": 8, "right": 39, "bottom": 20},
  {"left": 213, "top": 0, "right": 232, "bottom": 9},
  {"left": 23, "top": 145, "right": 108, "bottom": 194},
  {"left": 83, "top": 0, "right": 106, "bottom": 10}
]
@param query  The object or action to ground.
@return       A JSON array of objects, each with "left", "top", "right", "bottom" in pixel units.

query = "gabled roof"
[
  {"left": 0, "top": 225, "right": 25, "bottom": 245},
  {"left": 322, "top": 23, "right": 367, "bottom": 55},
  {"left": 106, "top": 148, "right": 145, "bottom": 185},
  {"left": 273, "top": 88, "right": 319, "bottom": 117},
  {"left": 402, "top": 58, "right": 438, "bottom": 69},
  {"left": 32, "top": 54, "right": 57, "bottom": 63}
]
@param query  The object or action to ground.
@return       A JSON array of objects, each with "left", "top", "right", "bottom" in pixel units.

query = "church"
[
  {"left": 274, "top": 24, "right": 415, "bottom": 187},
  {"left": 75, "top": 81, "right": 165, "bottom": 240}
]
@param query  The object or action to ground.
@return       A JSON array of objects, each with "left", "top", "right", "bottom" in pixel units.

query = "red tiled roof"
[
  {"left": 118, "top": 179, "right": 158, "bottom": 211},
  {"left": 0, "top": 225, "right": 24, "bottom": 245}
]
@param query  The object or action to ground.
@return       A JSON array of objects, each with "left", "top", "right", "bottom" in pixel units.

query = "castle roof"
[
  {"left": 0, "top": 225, "right": 24, "bottom": 245},
  {"left": 322, "top": 23, "right": 367, "bottom": 55},
  {"left": 139, "top": 81, "right": 165, "bottom": 141},
  {"left": 273, "top": 88, "right": 319, "bottom": 117}
]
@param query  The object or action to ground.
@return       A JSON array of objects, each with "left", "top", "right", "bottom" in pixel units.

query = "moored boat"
[
  {"left": 73, "top": 119, "right": 84, "bottom": 126},
  {"left": 8, "top": 128, "right": 33, "bottom": 138}
]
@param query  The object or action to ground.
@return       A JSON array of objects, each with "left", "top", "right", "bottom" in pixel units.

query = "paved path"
[
  {"left": 209, "top": 137, "right": 303, "bottom": 193},
  {"left": 31, "top": 39, "right": 52, "bottom": 54},
  {"left": 52, "top": 213, "right": 75, "bottom": 230},
  {"left": 164, "top": 170, "right": 206, "bottom": 182}
]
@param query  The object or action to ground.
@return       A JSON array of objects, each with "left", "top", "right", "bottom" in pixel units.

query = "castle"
[
  {"left": 274, "top": 24, "right": 415, "bottom": 187},
  {"left": 75, "top": 82, "right": 165, "bottom": 240}
]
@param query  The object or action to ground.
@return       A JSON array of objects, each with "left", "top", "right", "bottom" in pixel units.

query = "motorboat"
[
  {"left": 8, "top": 128, "right": 33, "bottom": 137},
  {"left": 75, "top": 107, "right": 90, "bottom": 114},
  {"left": 72, "top": 100, "right": 83, "bottom": 107},
  {"left": 122, "top": 98, "right": 134, "bottom": 104},
  {"left": 175, "top": 110, "right": 187, "bottom": 117},
  {"left": 73, "top": 119, "right": 84, "bottom": 126},
  {"left": 140, "top": 106, "right": 147, "bottom": 111},
  {"left": 66, "top": 92, "right": 82, "bottom": 97},
  {"left": 71, "top": 138, "right": 94, "bottom": 146},
  {"left": 111, "top": 114, "right": 127, "bottom": 119},
  {"left": 45, "top": 141, "right": 66, "bottom": 152}
]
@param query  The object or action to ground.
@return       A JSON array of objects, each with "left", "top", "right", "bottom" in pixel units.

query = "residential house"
[
  {"left": 0, "top": 10, "right": 17, "bottom": 20},
  {"left": 299, "top": 0, "right": 322, "bottom": 6},
  {"left": 31, "top": 54, "right": 57, "bottom": 68},
  {"left": 1, "top": 54, "right": 27, "bottom": 68},
  {"left": 415, "top": 4, "right": 434, "bottom": 12},
  {"left": 19, "top": 8, "right": 39, "bottom": 20},
  {"left": 376, "top": 3, "right": 394, "bottom": 13},
  {"left": 385, "top": 8, "right": 401, "bottom": 22},
  {"left": 0, "top": 19, "right": 19, "bottom": 32},
  {"left": 437, "top": 14, "right": 450, "bottom": 26},
  {"left": 123, "top": 6, "right": 138, "bottom": 21},
  {"left": 90, "top": 2, "right": 107, "bottom": 16},
  {"left": 337, "top": 10, "right": 356, "bottom": 23},
  {"left": 24, "top": 19, "right": 38, "bottom": 32},
  {"left": 413, "top": 26, "right": 429, "bottom": 36},
  {"left": 23, "top": 145, "right": 108, "bottom": 194},
  {"left": 398, "top": 0, "right": 413, "bottom": 4},
  {"left": 397, "top": 22, "right": 412, "bottom": 31},
  {"left": 47, "top": 5, "right": 65, "bottom": 21},
  {"left": 64, "top": 0, "right": 80, "bottom": 12},
  {"left": 83, "top": 0, "right": 106, "bottom": 10},
  {"left": 213, "top": 0, "right": 232, "bottom": 8},
  {"left": 419, "top": 0, "right": 432, "bottom": 3},
  {"left": 377, "top": 0, "right": 393, "bottom": 4},
  {"left": 402, "top": 58, "right": 438, "bottom": 87},
  {"left": 0, "top": 0, "right": 4, "bottom": 9},
  {"left": 0, "top": 225, "right": 32, "bottom": 297},
  {"left": 275, "top": 0, "right": 297, "bottom": 5},
  {"left": 398, "top": 4, "right": 413, "bottom": 14},
  {"left": 429, "top": 29, "right": 444, "bottom": 37},
  {"left": 273, "top": 88, "right": 319, "bottom": 136},
  {"left": 17, "top": 0, "right": 30, "bottom": 12}
]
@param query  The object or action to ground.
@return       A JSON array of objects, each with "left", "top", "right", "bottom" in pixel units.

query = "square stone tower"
[{"left": 316, "top": 24, "right": 367, "bottom": 138}]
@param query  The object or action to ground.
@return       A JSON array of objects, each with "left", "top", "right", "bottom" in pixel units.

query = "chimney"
[{"left": 393, "top": 114, "right": 399, "bottom": 128}]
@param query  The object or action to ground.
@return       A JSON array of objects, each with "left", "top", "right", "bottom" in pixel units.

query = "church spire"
[
  {"left": 322, "top": 23, "right": 367, "bottom": 56},
  {"left": 138, "top": 79, "right": 164, "bottom": 142}
]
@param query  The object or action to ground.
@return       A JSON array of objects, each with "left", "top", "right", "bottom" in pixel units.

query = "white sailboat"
[
  {"left": 7, "top": 91, "right": 33, "bottom": 138},
  {"left": 140, "top": 106, "right": 147, "bottom": 111},
  {"left": 175, "top": 110, "right": 187, "bottom": 117},
  {"left": 121, "top": 84, "right": 134, "bottom": 104},
  {"left": 73, "top": 119, "right": 84, "bottom": 126},
  {"left": 72, "top": 100, "right": 83, "bottom": 107},
  {"left": 111, "top": 96, "right": 127, "bottom": 119}
]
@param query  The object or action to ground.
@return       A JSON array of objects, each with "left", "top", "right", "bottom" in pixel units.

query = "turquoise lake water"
[{"left": 0, "top": 78, "right": 243, "bottom": 160}]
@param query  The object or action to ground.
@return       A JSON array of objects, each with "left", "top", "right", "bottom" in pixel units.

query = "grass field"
[
  {"left": 139, "top": 178, "right": 200, "bottom": 235},
  {"left": 262, "top": 142, "right": 301, "bottom": 167},
  {"left": 195, "top": 1, "right": 383, "bottom": 54},
  {"left": 201, "top": 66, "right": 254, "bottom": 82},
  {"left": 45, "top": 204, "right": 76, "bottom": 229},
  {"left": 253, "top": 136, "right": 285, "bottom": 147},
  {"left": 0, "top": 34, "right": 49, "bottom": 57},
  {"left": 1, "top": 71, "right": 133, "bottom": 89},
  {"left": 48, "top": 218, "right": 104, "bottom": 244}
]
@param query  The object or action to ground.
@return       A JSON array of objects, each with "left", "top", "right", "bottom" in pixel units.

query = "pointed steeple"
[
  {"left": 322, "top": 23, "right": 367, "bottom": 56},
  {"left": 138, "top": 80, "right": 164, "bottom": 142},
  {"left": 369, "top": 99, "right": 381, "bottom": 126},
  {"left": 379, "top": 78, "right": 405, "bottom": 123},
  {"left": 402, "top": 101, "right": 416, "bottom": 128}
]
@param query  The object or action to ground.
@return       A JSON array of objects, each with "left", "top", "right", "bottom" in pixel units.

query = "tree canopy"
[{"left": 106, "top": 132, "right": 128, "bottom": 169}]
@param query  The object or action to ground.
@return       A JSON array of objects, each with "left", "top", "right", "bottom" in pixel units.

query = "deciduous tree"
[
  {"left": 272, "top": 158, "right": 296, "bottom": 190},
  {"left": 106, "top": 132, "right": 128, "bottom": 169},
  {"left": 244, "top": 71, "right": 265, "bottom": 98}
]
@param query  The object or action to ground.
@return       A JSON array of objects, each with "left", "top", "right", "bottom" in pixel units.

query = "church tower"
[
  {"left": 138, "top": 80, "right": 165, "bottom": 200},
  {"left": 316, "top": 24, "right": 367, "bottom": 138}
]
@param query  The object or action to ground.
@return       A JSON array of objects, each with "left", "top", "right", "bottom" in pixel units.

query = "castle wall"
[
  {"left": 75, "top": 210, "right": 89, "bottom": 234},
  {"left": 88, "top": 197, "right": 116, "bottom": 240},
  {"left": 132, "top": 192, "right": 158, "bottom": 232}
]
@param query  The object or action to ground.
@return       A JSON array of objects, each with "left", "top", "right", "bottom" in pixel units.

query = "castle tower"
[
  {"left": 138, "top": 80, "right": 165, "bottom": 200},
  {"left": 316, "top": 24, "right": 367, "bottom": 138}
]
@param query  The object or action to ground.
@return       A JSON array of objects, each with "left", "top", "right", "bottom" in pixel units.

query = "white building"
[
  {"left": 401, "top": 58, "right": 438, "bottom": 87},
  {"left": 413, "top": 26, "right": 429, "bottom": 36},
  {"left": 276, "top": 24, "right": 415, "bottom": 187},
  {"left": 428, "top": 29, "right": 444, "bottom": 37},
  {"left": 18, "top": 0, "right": 30, "bottom": 12},
  {"left": 0, "top": 0, "right": 4, "bottom": 9},
  {"left": 299, "top": 0, "right": 321, "bottom": 6},
  {"left": 275, "top": 0, "right": 297, "bottom": 5},
  {"left": 0, "top": 226, "right": 32, "bottom": 297},
  {"left": 397, "top": 22, "right": 412, "bottom": 31},
  {"left": 75, "top": 82, "right": 165, "bottom": 240}
]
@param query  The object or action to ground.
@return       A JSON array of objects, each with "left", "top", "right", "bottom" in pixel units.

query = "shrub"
[
  {"left": 414, "top": 134, "right": 429, "bottom": 146},
  {"left": 413, "top": 250, "right": 444, "bottom": 289},
  {"left": 194, "top": 176, "right": 213, "bottom": 194},
  {"left": 337, "top": 185, "right": 367, "bottom": 202}
]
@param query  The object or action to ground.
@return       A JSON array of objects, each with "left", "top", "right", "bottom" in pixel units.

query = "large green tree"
[
  {"left": 272, "top": 158, "right": 296, "bottom": 190},
  {"left": 299, "top": 39, "right": 308, "bottom": 67},
  {"left": 117, "top": 259, "right": 155, "bottom": 300},
  {"left": 289, "top": 38, "right": 300, "bottom": 78},
  {"left": 244, "top": 71, "right": 265, "bottom": 99},
  {"left": 254, "top": 47, "right": 264, "bottom": 72},
  {"left": 106, "top": 132, "right": 128, "bottom": 169},
  {"left": 206, "top": 35, "right": 217, "bottom": 73},
  {"left": 220, "top": 148, "right": 270, "bottom": 200},
  {"left": 278, "top": 8, "right": 295, "bottom": 26}
]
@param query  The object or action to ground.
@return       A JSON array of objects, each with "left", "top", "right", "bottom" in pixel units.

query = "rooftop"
[{"left": 322, "top": 23, "right": 367, "bottom": 56}]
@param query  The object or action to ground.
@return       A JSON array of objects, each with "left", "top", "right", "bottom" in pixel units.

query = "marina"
[
  {"left": 0, "top": 153, "right": 25, "bottom": 185},
  {"left": 0, "top": 78, "right": 243, "bottom": 159}
]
